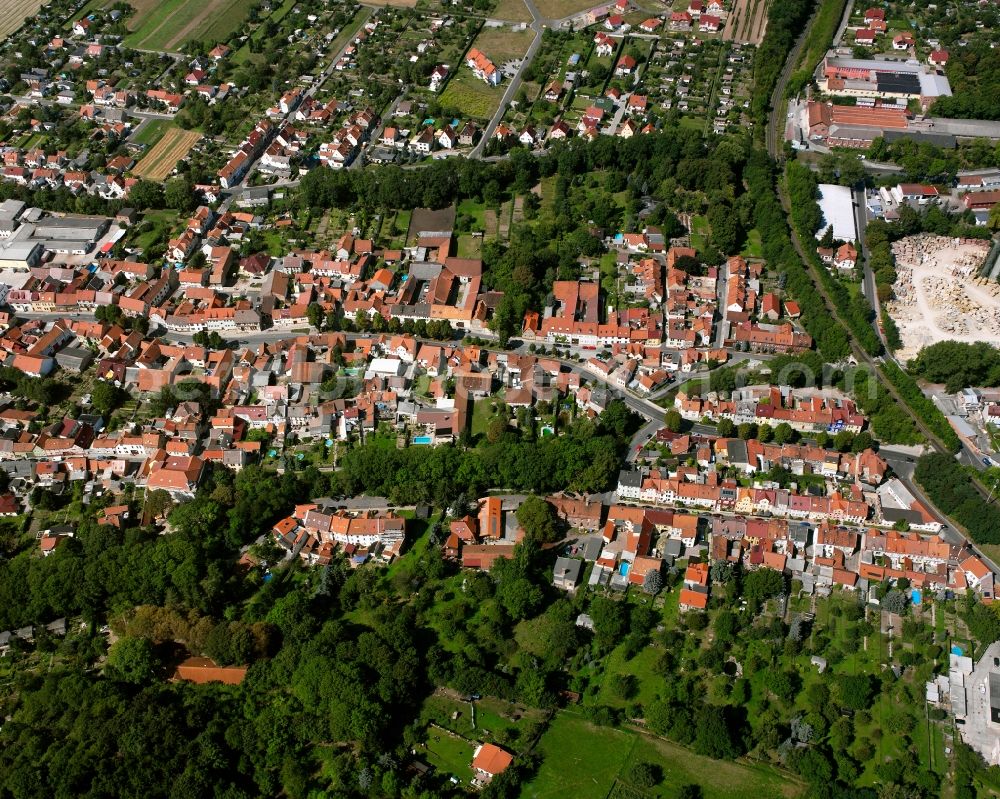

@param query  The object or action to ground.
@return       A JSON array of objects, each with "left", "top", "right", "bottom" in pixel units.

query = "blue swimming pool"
[
  {"left": 952, "top": 645, "right": 965, "bottom": 656},
  {"left": 619, "top": 562, "right": 630, "bottom": 577},
  {"left": 413, "top": 435, "right": 433, "bottom": 445}
]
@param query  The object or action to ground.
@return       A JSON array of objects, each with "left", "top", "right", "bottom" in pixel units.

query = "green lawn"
[
  {"left": 457, "top": 198, "right": 487, "bottom": 230},
  {"left": 523, "top": 712, "right": 635, "bottom": 799},
  {"left": 593, "top": 644, "right": 663, "bottom": 710},
  {"left": 421, "top": 728, "right": 476, "bottom": 784},
  {"left": 457, "top": 234, "right": 483, "bottom": 258},
  {"left": 420, "top": 693, "right": 546, "bottom": 753},
  {"left": 524, "top": 711, "right": 803, "bottom": 799},
  {"left": 679, "top": 116, "right": 707, "bottom": 132},
  {"left": 689, "top": 215, "right": 710, "bottom": 251},
  {"left": 471, "top": 396, "right": 499, "bottom": 438},
  {"left": 131, "top": 209, "right": 178, "bottom": 252},
  {"left": 741, "top": 228, "right": 763, "bottom": 259},
  {"left": 384, "top": 209, "right": 412, "bottom": 248}
]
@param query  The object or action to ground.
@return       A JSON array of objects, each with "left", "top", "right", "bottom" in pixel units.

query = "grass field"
[
  {"left": 0, "top": 0, "right": 44, "bottom": 40},
  {"left": 420, "top": 728, "right": 475, "bottom": 784},
  {"left": 132, "top": 119, "right": 172, "bottom": 147},
  {"left": 125, "top": 0, "right": 251, "bottom": 50},
  {"left": 689, "top": 214, "right": 710, "bottom": 251},
  {"left": 472, "top": 26, "right": 535, "bottom": 64},
  {"left": 741, "top": 228, "right": 763, "bottom": 259},
  {"left": 491, "top": 0, "right": 532, "bottom": 21},
  {"left": 440, "top": 70, "right": 504, "bottom": 121},
  {"left": 457, "top": 235, "right": 483, "bottom": 258},
  {"left": 532, "top": 0, "right": 596, "bottom": 19},
  {"left": 523, "top": 711, "right": 804, "bottom": 799},
  {"left": 133, "top": 127, "right": 201, "bottom": 180}
]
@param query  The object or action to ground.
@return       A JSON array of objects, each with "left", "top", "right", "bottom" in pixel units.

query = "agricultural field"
[
  {"left": 723, "top": 0, "right": 770, "bottom": 45},
  {"left": 133, "top": 127, "right": 201, "bottom": 180},
  {"left": 0, "top": 0, "right": 45, "bottom": 40},
  {"left": 124, "top": 0, "right": 251, "bottom": 51}
]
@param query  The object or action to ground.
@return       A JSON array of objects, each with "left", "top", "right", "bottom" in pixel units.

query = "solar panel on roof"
[{"left": 876, "top": 72, "right": 921, "bottom": 94}]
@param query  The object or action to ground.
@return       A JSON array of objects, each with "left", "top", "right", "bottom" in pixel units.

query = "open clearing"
[
  {"left": 491, "top": 0, "right": 532, "bottom": 22},
  {"left": 133, "top": 127, "right": 201, "bottom": 180},
  {"left": 723, "top": 0, "right": 769, "bottom": 44},
  {"left": 886, "top": 233, "right": 999, "bottom": 362},
  {"left": 0, "top": 0, "right": 45, "bottom": 40},
  {"left": 523, "top": 711, "right": 803, "bottom": 799},
  {"left": 125, "top": 0, "right": 250, "bottom": 51},
  {"left": 471, "top": 25, "right": 535, "bottom": 63},
  {"left": 363, "top": 0, "right": 417, "bottom": 7},
  {"left": 439, "top": 70, "right": 504, "bottom": 120},
  {"left": 533, "top": 0, "right": 597, "bottom": 20}
]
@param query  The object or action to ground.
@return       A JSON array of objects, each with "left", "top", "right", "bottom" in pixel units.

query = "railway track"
[{"left": 761, "top": 2, "right": 996, "bottom": 516}]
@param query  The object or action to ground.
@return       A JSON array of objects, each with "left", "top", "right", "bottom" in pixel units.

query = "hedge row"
[
  {"left": 881, "top": 360, "right": 962, "bottom": 453},
  {"left": 915, "top": 453, "right": 1000, "bottom": 544},
  {"left": 745, "top": 153, "right": 851, "bottom": 361}
]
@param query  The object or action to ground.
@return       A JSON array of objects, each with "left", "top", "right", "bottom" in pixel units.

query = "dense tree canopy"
[{"left": 911, "top": 341, "right": 1000, "bottom": 393}]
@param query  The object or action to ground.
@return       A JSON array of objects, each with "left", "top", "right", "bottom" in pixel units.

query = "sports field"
[
  {"left": 133, "top": 127, "right": 201, "bottom": 180},
  {"left": 124, "top": 0, "right": 250, "bottom": 51},
  {"left": 0, "top": 0, "right": 45, "bottom": 40}
]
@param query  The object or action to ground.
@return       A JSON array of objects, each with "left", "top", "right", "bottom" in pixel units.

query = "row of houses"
[
  {"left": 447, "top": 492, "right": 992, "bottom": 604},
  {"left": 674, "top": 385, "right": 866, "bottom": 434}
]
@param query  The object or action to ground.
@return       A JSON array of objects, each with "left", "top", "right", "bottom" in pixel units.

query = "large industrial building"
[
  {"left": 0, "top": 211, "right": 111, "bottom": 269},
  {"left": 819, "top": 56, "right": 952, "bottom": 109},
  {"left": 815, "top": 184, "right": 858, "bottom": 243}
]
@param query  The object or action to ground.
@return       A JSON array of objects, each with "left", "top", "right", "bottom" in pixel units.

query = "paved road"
[
  {"left": 853, "top": 185, "right": 887, "bottom": 352},
  {"left": 471, "top": 22, "right": 545, "bottom": 158},
  {"left": 224, "top": 6, "right": 374, "bottom": 195}
]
